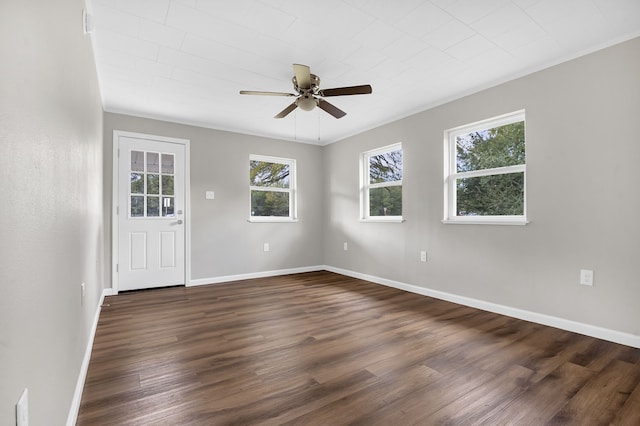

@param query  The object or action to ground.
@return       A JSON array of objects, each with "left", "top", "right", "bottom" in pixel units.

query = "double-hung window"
[
  {"left": 444, "top": 110, "right": 526, "bottom": 225},
  {"left": 249, "top": 155, "right": 296, "bottom": 222},
  {"left": 360, "top": 143, "right": 403, "bottom": 222}
]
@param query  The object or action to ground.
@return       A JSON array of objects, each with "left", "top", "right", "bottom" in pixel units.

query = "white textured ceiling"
[{"left": 89, "top": 0, "right": 640, "bottom": 144}]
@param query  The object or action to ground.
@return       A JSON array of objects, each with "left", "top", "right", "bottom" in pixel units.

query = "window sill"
[
  {"left": 359, "top": 217, "right": 405, "bottom": 223},
  {"left": 442, "top": 217, "right": 529, "bottom": 226},
  {"left": 248, "top": 217, "right": 298, "bottom": 223}
]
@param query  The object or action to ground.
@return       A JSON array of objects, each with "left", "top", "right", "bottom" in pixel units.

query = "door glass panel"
[
  {"left": 129, "top": 150, "right": 177, "bottom": 218},
  {"left": 131, "top": 196, "right": 144, "bottom": 217},
  {"left": 147, "top": 152, "right": 159, "bottom": 173},
  {"left": 147, "top": 174, "right": 159, "bottom": 195},
  {"left": 162, "top": 154, "right": 174, "bottom": 174},
  {"left": 131, "top": 173, "right": 143, "bottom": 194},
  {"left": 131, "top": 151, "right": 144, "bottom": 172},
  {"left": 162, "top": 175, "right": 174, "bottom": 195},
  {"left": 147, "top": 196, "right": 160, "bottom": 217},
  {"left": 162, "top": 197, "right": 175, "bottom": 217}
]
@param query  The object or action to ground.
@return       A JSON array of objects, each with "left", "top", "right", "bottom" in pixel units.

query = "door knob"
[{"left": 175, "top": 219, "right": 183, "bottom": 225}]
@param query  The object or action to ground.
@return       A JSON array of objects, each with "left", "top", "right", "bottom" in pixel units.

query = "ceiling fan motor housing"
[
  {"left": 293, "top": 74, "right": 320, "bottom": 93},
  {"left": 293, "top": 73, "right": 321, "bottom": 111}
]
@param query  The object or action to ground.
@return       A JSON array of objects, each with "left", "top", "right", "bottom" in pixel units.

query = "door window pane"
[
  {"left": 147, "top": 152, "right": 159, "bottom": 173},
  {"left": 131, "top": 196, "right": 144, "bottom": 217},
  {"left": 131, "top": 173, "right": 144, "bottom": 194},
  {"left": 161, "top": 175, "right": 174, "bottom": 195},
  {"left": 162, "top": 197, "right": 175, "bottom": 217},
  {"left": 147, "top": 174, "right": 159, "bottom": 195},
  {"left": 147, "top": 196, "right": 160, "bottom": 217},
  {"left": 161, "top": 154, "right": 174, "bottom": 174},
  {"left": 131, "top": 151, "right": 144, "bottom": 172}
]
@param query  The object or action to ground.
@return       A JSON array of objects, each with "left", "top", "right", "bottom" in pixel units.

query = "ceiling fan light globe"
[{"left": 297, "top": 96, "right": 316, "bottom": 111}]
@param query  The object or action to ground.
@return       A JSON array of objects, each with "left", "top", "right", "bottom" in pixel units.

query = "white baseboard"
[
  {"left": 188, "top": 265, "right": 325, "bottom": 286},
  {"left": 66, "top": 287, "right": 115, "bottom": 426},
  {"left": 325, "top": 265, "right": 640, "bottom": 349}
]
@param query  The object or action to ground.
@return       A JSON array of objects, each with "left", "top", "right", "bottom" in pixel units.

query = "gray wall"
[
  {"left": 0, "top": 0, "right": 105, "bottom": 424},
  {"left": 324, "top": 37, "right": 640, "bottom": 336},
  {"left": 103, "top": 114, "right": 325, "bottom": 282}
]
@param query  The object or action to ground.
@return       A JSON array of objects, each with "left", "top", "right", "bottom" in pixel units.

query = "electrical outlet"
[
  {"left": 16, "top": 388, "right": 28, "bottom": 426},
  {"left": 420, "top": 251, "right": 427, "bottom": 262},
  {"left": 263, "top": 243, "right": 269, "bottom": 252},
  {"left": 205, "top": 191, "right": 215, "bottom": 200},
  {"left": 343, "top": 242, "right": 348, "bottom": 251},
  {"left": 580, "top": 269, "right": 594, "bottom": 286}
]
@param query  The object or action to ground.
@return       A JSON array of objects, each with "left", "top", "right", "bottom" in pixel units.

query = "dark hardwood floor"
[{"left": 77, "top": 271, "right": 640, "bottom": 425}]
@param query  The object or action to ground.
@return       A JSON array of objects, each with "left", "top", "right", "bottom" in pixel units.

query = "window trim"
[
  {"left": 360, "top": 143, "right": 404, "bottom": 223},
  {"left": 248, "top": 154, "right": 297, "bottom": 223},
  {"left": 443, "top": 110, "right": 528, "bottom": 226}
]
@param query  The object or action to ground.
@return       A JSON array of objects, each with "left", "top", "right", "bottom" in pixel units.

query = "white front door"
[{"left": 115, "top": 133, "right": 187, "bottom": 291}]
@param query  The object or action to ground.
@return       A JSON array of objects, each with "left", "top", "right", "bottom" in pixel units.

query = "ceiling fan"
[{"left": 240, "top": 64, "right": 372, "bottom": 119}]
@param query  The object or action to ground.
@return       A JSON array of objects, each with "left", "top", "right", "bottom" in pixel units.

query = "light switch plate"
[{"left": 580, "top": 269, "right": 594, "bottom": 286}]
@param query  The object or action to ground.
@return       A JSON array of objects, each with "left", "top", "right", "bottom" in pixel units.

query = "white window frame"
[
  {"left": 443, "top": 110, "right": 527, "bottom": 225},
  {"left": 360, "top": 143, "right": 403, "bottom": 223},
  {"left": 249, "top": 154, "right": 297, "bottom": 223}
]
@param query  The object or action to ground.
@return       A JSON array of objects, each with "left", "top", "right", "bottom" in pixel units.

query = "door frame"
[{"left": 111, "top": 130, "right": 191, "bottom": 293}]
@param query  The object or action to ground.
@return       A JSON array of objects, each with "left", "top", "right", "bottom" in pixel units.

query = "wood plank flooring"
[{"left": 77, "top": 271, "right": 640, "bottom": 425}]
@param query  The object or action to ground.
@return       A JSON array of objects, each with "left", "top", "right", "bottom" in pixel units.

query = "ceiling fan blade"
[
  {"left": 240, "top": 90, "right": 296, "bottom": 97},
  {"left": 293, "top": 64, "right": 311, "bottom": 89},
  {"left": 319, "top": 84, "right": 372, "bottom": 97},
  {"left": 274, "top": 102, "right": 298, "bottom": 119},
  {"left": 318, "top": 99, "right": 346, "bottom": 119}
]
